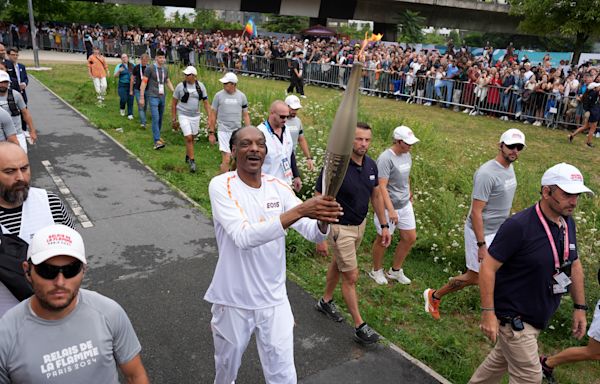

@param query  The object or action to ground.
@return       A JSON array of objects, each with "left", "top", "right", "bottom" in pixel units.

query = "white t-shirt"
[{"left": 204, "top": 171, "right": 327, "bottom": 310}]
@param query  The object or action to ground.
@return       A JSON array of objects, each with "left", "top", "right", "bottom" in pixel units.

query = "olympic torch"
[{"left": 318, "top": 33, "right": 382, "bottom": 231}]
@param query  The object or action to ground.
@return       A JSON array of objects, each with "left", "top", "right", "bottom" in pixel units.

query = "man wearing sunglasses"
[
  {"left": 257, "top": 100, "right": 302, "bottom": 192},
  {"left": 471, "top": 163, "right": 592, "bottom": 383},
  {"left": 424, "top": 128, "right": 526, "bottom": 320},
  {"left": 0, "top": 224, "right": 149, "bottom": 383},
  {"left": 0, "top": 142, "right": 74, "bottom": 317}
]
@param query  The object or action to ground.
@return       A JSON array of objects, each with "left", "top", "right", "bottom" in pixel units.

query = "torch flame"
[{"left": 358, "top": 32, "right": 383, "bottom": 61}]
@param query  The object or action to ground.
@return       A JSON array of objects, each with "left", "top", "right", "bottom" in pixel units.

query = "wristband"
[
  {"left": 380, "top": 224, "right": 389, "bottom": 229},
  {"left": 481, "top": 307, "right": 495, "bottom": 312},
  {"left": 574, "top": 303, "right": 588, "bottom": 311},
  {"left": 476, "top": 241, "right": 486, "bottom": 248}
]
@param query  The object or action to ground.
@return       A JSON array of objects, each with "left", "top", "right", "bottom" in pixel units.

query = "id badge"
[
  {"left": 554, "top": 272, "right": 572, "bottom": 288},
  {"left": 281, "top": 157, "right": 293, "bottom": 184},
  {"left": 553, "top": 284, "right": 568, "bottom": 294},
  {"left": 158, "top": 84, "right": 165, "bottom": 95}
]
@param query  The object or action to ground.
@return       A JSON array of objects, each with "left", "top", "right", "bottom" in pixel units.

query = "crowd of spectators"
[{"left": 4, "top": 21, "right": 600, "bottom": 134}]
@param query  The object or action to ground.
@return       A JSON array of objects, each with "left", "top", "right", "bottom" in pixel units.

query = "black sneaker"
[
  {"left": 185, "top": 155, "right": 190, "bottom": 164},
  {"left": 354, "top": 323, "right": 380, "bottom": 345},
  {"left": 315, "top": 298, "right": 343, "bottom": 322},
  {"left": 540, "top": 356, "right": 556, "bottom": 384},
  {"left": 189, "top": 159, "right": 196, "bottom": 173}
]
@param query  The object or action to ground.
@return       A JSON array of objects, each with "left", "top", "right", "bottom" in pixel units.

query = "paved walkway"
[{"left": 25, "top": 74, "right": 449, "bottom": 383}]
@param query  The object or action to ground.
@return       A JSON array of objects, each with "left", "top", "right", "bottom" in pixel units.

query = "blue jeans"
[
  {"left": 435, "top": 80, "right": 453, "bottom": 107},
  {"left": 134, "top": 89, "right": 147, "bottom": 126},
  {"left": 118, "top": 84, "right": 134, "bottom": 116},
  {"left": 149, "top": 96, "right": 165, "bottom": 143}
]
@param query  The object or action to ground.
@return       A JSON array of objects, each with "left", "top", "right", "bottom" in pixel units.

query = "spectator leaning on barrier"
[
  {"left": 470, "top": 163, "right": 592, "bottom": 384},
  {"left": 139, "top": 50, "right": 174, "bottom": 150},
  {"left": 130, "top": 53, "right": 149, "bottom": 129},
  {"left": 208, "top": 72, "right": 251, "bottom": 174},
  {"left": 87, "top": 46, "right": 108, "bottom": 105},
  {"left": 171, "top": 66, "right": 211, "bottom": 173},
  {"left": 114, "top": 53, "right": 134, "bottom": 120}
]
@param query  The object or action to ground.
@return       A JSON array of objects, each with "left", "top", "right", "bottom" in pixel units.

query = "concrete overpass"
[{"left": 90, "top": 0, "right": 520, "bottom": 35}]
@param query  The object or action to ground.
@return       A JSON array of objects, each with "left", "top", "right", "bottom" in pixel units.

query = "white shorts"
[
  {"left": 588, "top": 299, "right": 600, "bottom": 341},
  {"left": 210, "top": 300, "right": 296, "bottom": 384},
  {"left": 218, "top": 130, "right": 234, "bottom": 153},
  {"left": 178, "top": 115, "right": 200, "bottom": 137},
  {"left": 465, "top": 223, "right": 496, "bottom": 273},
  {"left": 16, "top": 133, "right": 27, "bottom": 153},
  {"left": 374, "top": 202, "right": 416, "bottom": 236}
]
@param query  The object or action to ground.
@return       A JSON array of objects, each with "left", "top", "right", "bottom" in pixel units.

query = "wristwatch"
[
  {"left": 476, "top": 241, "right": 486, "bottom": 248},
  {"left": 574, "top": 303, "right": 589, "bottom": 311},
  {"left": 380, "top": 224, "right": 389, "bottom": 229}
]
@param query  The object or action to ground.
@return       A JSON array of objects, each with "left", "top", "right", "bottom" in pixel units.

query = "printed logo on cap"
[
  {"left": 512, "top": 133, "right": 522, "bottom": 139},
  {"left": 46, "top": 234, "right": 73, "bottom": 247},
  {"left": 571, "top": 173, "right": 583, "bottom": 181}
]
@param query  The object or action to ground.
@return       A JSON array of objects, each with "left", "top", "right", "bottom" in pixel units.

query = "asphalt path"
[{"left": 25, "top": 75, "right": 449, "bottom": 384}]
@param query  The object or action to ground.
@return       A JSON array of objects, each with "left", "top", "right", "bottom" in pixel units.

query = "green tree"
[
  {"left": 0, "top": 0, "right": 70, "bottom": 22},
  {"left": 260, "top": 14, "right": 309, "bottom": 34},
  {"left": 396, "top": 10, "right": 425, "bottom": 43},
  {"left": 510, "top": 0, "right": 600, "bottom": 64},
  {"left": 337, "top": 22, "right": 371, "bottom": 40}
]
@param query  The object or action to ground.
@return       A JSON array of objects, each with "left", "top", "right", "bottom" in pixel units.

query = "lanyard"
[
  {"left": 154, "top": 64, "right": 164, "bottom": 85},
  {"left": 535, "top": 202, "right": 569, "bottom": 270}
]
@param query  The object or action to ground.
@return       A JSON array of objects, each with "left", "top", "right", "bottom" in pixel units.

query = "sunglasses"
[
  {"left": 279, "top": 114, "right": 289, "bottom": 119},
  {"left": 505, "top": 143, "right": 524, "bottom": 151},
  {"left": 33, "top": 260, "right": 83, "bottom": 280}
]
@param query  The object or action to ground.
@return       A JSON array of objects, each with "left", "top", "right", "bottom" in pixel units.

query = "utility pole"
[{"left": 27, "top": 0, "right": 40, "bottom": 68}]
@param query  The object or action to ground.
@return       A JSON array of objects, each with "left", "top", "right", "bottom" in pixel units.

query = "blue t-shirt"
[
  {"left": 488, "top": 204, "right": 578, "bottom": 329},
  {"left": 316, "top": 155, "right": 378, "bottom": 225},
  {"left": 114, "top": 63, "right": 132, "bottom": 85}
]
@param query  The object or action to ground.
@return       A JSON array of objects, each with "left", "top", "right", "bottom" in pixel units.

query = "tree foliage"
[
  {"left": 260, "top": 14, "right": 309, "bottom": 34},
  {"left": 336, "top": 22, "right": 371, "bottom": 40},
  {"left": 396, "top": 10, "right": 425, "bottom": 43},
  {"left": 510, "top": 0, "right": 600, "bottom": 63}
]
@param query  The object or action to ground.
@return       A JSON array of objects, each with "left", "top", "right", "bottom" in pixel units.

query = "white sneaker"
[
  {"left": 120, "top": 109, "right": 125, "bottom": 116},
  {"left": 127, "top": 115, "right": 134, "bottom": 120},
  {"left": 424, "top": 102, "right": 432, "bottom": 106},
  {"left": 515, "top": 111, "right": 522, "bottom": 119},
  {"left": 469, "top": 110, "right": 478, "bottom": 116},
  {"left": 368, "top": 269, "right": 388, "bottom": 285},
  {"left": 386, "top": 268, "right": 411, "bottom": 284},
  {"left": 462, "top": 108, "right": 470, "bottom": 114}
]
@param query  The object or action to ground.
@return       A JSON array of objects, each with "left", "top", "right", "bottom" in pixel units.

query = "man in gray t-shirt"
[
  {"left": 284, "top": 95, "right": 314, "bottom": 171},
  {"left": 208, "top": 72, "right": 251, "bottom": 173},
  {"left": 0, "top": 107, "right": 17, "bottom": 144},
  {"left": 424, "top": 128, "right": 526, "bottom": 320},
  {"left": 0, "top": 70, "right": 37, "bottom": 152},
  {"left": 0, "top": 224, "right": 149, "bottom": 384}
]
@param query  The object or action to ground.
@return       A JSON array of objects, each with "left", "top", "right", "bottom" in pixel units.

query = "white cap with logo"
[
  {"left": 27, "top": 224, "right": 86, "bottom": 265},
  {"left": 182, "top": 66, "right": 197, "bottom": 76},
  {"left": 285, "top": 95, "right": 302, "bottom": 110},
  {"left": 500, "top": 128, "right": 526, "bottom": 146},
  {"left": 0, "top": 70, "right": 11, "bottom": 83},
  {"left": 219, "top": 72, "right": 238, "bottom": 84},
  {"left": 393, "top": 125, "right": 420, "bottom": 145},
  {"left": 541, "top": 163, "right": 594, "bottom": 195}
]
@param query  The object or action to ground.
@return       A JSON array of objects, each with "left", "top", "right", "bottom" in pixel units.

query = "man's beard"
[
  {"left": 0, "top": 86, "right": 7, "bottom": 94},
  {"left": 0, "top": 181, "right": 29, "bottom": 205}
]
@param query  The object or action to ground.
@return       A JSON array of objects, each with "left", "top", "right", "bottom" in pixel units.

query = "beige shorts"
[{"left": 327, "top": 220, "right": 366, "bottom": 272}]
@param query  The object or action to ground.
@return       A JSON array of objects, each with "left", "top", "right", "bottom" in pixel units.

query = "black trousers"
[{"left": 287, "top": 75, "right": 304, "bottom": 95}]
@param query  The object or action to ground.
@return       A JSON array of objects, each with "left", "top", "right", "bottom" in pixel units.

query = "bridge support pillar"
[{"left": 374, "top": 22, "right": 397, "bottom": 42}]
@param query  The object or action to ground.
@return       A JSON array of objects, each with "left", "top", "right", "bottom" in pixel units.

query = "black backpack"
[
  {"left": 0, "top": 226, "right": 33, "bottom": 301},
  {"left": 180, "top": 81, "right": 205, "bottom": 103},
  {"left": 6, "top": 90, "right": 20, "bottom": 117}
]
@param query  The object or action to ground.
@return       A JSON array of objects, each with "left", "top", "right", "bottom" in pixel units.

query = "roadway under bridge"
[{"left": 86, "top": 0, "right": 521, "bottom": 36}]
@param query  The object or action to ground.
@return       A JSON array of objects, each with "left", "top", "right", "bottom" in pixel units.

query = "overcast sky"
[{"left": 164, "top": 6, "right": 196, "bottom": 18}]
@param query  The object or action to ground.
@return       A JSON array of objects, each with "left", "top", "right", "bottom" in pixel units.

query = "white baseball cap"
[
  {"left": 182, "top": 66, "right": 197, "bottom": 76},
  {"left": 27, "top": 224, "right": 86, "bottom": 265},
  {"left": 219, "top": 72, "right": 238, "bottom": 84},
  {"left": 500, "top": 128, "right": 526, "bottom": 146},
  {"left": 285, "top": 95, "right": 302, "bottom": 110},
  {"left": 588, "top": 82, "right": 600, "bottom": 90},
  {"left": 393, "top": 125, "right": 420, "bottom": 145},
  {"left": 541, "top": 163, "right": 594, "bottom": 195},
  {"left": 0, "top": 70, "right": 10, "bottom": 83}
]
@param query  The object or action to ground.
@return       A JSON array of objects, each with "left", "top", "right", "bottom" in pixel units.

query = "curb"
[{"left": 32, "top": 74, "right": 452, "bottom": 384}]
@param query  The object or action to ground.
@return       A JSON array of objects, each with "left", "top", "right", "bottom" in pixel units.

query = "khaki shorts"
[{"left": 327, "top": 219, "right": 366, "bottom": 272}]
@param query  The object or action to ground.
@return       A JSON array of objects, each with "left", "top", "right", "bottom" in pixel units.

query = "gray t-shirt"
[
  {"left": 211, "top": 89, "right": 249, "bottom": 132},
  {"left": 0, "top": 108, "right": 15, "bottom": 141},
  {"left": 466, "top": 159, "right": 517, "bottom": 235},
  {"left": 143, "top": 64, "right": 169, "bottom": 98},
  {"left": 0, "top": 289, "right": 142, "bottom": 384},
  {"left": 285, "top": 116, "right": 303, "bottom": 150},
  {"left": 0, "top": 90, "right": 25, "bottom": 134},
  {"left": 173, "top": 81, "right": 208, "bottom": 117},
  {"left": 377, "top": 148, "right": 412, "bottom": 210}
]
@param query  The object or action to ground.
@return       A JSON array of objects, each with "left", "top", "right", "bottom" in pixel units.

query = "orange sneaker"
[{"left": 424, "top": 288, "right": 441, "bottom": 320}]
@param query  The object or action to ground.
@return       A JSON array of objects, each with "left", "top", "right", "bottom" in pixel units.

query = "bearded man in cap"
[{"left": 470, "top": 163, "right": 592, "bottom": 383}]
